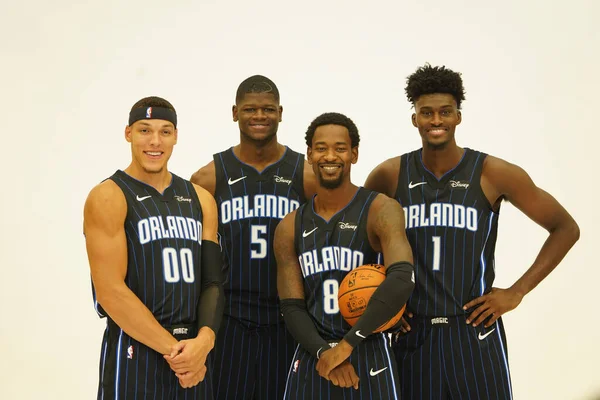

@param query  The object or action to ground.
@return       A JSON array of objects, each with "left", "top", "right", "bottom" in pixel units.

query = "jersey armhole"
[
  {"left": 187, "top": 180, "right": 203, "bottom": 217},
  {"left": 213, "top": 153, "right": 225, "bottom": 196},
  {"left": 393, "top": 154, "right": 408, "bottom": 201},
  {"left": 294, "top": 152, "right": 306, "bottom": 203},
  {"left": 475, "top": 153, "right": 497, "bottom": 213},
  {"left": 293, "top": 206, "right": 303, "bottom": 255}
]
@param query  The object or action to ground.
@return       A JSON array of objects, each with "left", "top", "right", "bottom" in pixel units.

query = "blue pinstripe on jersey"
[
  {"left": 93, "top": 170, "right": 210, "bottom": 399},
  {"left": 394, "top": 148, "right": 512, "bottom": 400},
  {"left": 212, "top": 147, "right": 304, "bottom": 400},
  {"left": 298, "top": 188, "right": 378, "bottom": 340}
]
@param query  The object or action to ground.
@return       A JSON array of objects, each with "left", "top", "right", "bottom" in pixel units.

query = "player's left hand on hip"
[
  {"left": 463, "top": 287, "right": 523, "bottom": 327},
  {"left": 316, "top": 340, "right": 353, "bottom": 379}
]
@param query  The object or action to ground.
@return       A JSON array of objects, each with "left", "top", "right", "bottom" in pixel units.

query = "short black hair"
[
  {"left": 305, "top": 112, "right": 360, "bottom": 147},
  {"left": 405, "top": 64, "right": 466, "bottom": 109},
  {"left": 130, "top": 96, "right": 176, "bottom": 113},
  {"left": 235, "top": 75, "right": 280, "bottom": 104}
]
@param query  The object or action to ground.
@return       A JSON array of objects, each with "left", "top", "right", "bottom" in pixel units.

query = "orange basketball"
[{"left": 338, "top": 264, "right": 406, "bottom": 333}]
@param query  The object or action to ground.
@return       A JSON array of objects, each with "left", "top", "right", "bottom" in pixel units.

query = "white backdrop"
[{"left": 2, "top": 0, "right": 598, "bottom": 399}]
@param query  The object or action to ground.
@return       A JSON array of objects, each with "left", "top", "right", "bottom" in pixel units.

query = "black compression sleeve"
[
  {"left": 280, "top": 298, "right": 331, "bottom": 359},
  {"left": 196, "top": 240, "right": 225, "bottom": 334},
  {"left": 343, "top": 261, "right": 414, "bottom": 347}
]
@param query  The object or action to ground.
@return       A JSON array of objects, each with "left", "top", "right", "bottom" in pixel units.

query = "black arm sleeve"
[
  {"left": 343, "top": 261, "right": 415, "bottom": 347},
  {"left": 280, "top": 299, "right": 331, "bottom": 359},
  {"left": 196, "top": 240, "right": 225, "bottom": 335}
]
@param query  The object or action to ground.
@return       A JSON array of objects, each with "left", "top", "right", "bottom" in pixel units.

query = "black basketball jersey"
[
  {"left": 213, "top": 147, "right": 306, "bottom": 327},
  {"left": 92, "top": 170, "right": 205, "bottom": 326},
  {"left": 395, "top": 148, "right": 499, "bottom": 317},
  {"left": 294, "top": 187, "right": 380, "bottom": 341}
]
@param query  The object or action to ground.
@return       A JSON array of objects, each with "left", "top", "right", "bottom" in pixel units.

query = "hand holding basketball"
[{"left": 338, "top": 264, "right": 407, "bottom": 333}]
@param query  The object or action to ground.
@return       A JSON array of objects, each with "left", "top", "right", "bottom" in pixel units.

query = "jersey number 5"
[{"left": 251, "top": 225, "right": 268, "bottom": 259}]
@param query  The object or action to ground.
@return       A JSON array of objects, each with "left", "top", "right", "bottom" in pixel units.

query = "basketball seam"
[{"left": 338, "top": 285, "right": 381, "bottom": 297}]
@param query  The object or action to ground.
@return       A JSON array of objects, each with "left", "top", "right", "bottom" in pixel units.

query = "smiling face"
[
  {"left": 233, "top": 92, "right": 282, "bottom": 144},
  {"left": 125, "top": 119, "right": 177, "bottom": 174},
  {"left": 412, "top": 93, "right": 462, "bottom": 149},
  {"left": 307, "top": 124, "right": 358, "bottom": 190}
]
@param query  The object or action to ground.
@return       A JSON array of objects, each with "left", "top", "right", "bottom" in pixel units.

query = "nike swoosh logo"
[
  {"left": 408, "top": 181, "right": 427, "bottom": 189},
  {"left": 136, "top": 195, "right": 151, "bottom": 201},
  {"left": 478, "top": 328, "right": 496, "bottom": 340},
  {"left": 302, "top": 227, "right": 318, "bottom": 237},
  {"left": 370, "top": 367, "right": 388, "bottom": 376},
  {"left": 355, "top": 330, "right": 366, "bottom": 339},
  {"left": 228, "top": 176, "right": 247, "bottom": 185}
]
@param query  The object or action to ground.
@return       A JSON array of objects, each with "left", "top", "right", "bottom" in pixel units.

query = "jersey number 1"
[{"left": 432, "top": 236, "right": 441, "bottom": 271}]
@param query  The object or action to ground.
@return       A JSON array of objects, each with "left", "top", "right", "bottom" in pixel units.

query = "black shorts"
[
  {"left": 97, "top": 320, "right": 213, "bottom": 400},
  {"left": 211, "top": 315, "right": 296, "bottom": 400},
  {"left": 393, "top": 315, "right": 513, "bottom": 400},
  {"left": 284, "top": 333, "right": 401, "bottom": 400}
]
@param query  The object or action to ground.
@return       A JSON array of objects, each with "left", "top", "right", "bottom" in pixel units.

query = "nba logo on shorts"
[
  {"left": 293, "top": 359, "right": 299, "bottom": 373},
  {"left": 127, "top": 345, "right": 134, "bottom": 359},
  {"left": 146, "top": 107, "right": 152, "bottom": 118}
]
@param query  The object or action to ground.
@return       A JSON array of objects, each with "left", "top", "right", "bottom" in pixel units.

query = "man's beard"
[{"left": 318, "top": 172, "right": 344, "bottom": 189}]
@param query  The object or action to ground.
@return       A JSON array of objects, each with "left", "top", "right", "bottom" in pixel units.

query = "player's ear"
[
  {"left": 232, "top": 105, "right": 238, "bottom": 122},
  {"left": 306, "top": 146, "right": 313, "bottom": 165},
  {"left": 411, "top": 113, "right": 417, "bottom": 128},
  {"left": 173, "top": 128, "right": 178, "bottom": 144},
  {"left": 125, "top": 125, "right": 132, "bottom": 143},
  {"left": 351, "top": 146, "right": 359, "bottom": 164},
  {"left": 456, "top": 110, "right": 462, "bottom": 125},
  {"left": 279, "top": 105, "right": 283, "bottom": 122}
]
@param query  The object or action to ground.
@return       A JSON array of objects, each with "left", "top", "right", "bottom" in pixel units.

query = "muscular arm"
[
  {"left": 342, "top": 195, "right": 415, "bottom": 347},
  {"left": 190, "top": 161, "right": 217, "bottom": 196},
  {"left": 194, "top": 184, "right": 225, "bottom": 337},
  {"left": 84, "top": 181, "right": 177, "bottom": 355},
  {"left": 363, "top": 157, "right": 401, "bottom": 198},
  {"left": 484, "top": 156, "right": 580, "bottom": 296},
  {"left": 464, "top": 156, "right": 580, "bottom": 327},
  {"left": 275, "top": 212, "right": 330, "bottom": 358}
]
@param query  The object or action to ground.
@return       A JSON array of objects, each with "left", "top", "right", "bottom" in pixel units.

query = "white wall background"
[{"left": 1, "top": 0, "right": 598, "bottom": 398}]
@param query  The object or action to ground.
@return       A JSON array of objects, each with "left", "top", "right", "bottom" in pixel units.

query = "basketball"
[{"left": 338, "top": 264, "right": 406, "bottom": 333}]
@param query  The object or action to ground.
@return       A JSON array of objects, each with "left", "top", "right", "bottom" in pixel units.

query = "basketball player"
[
  {"left": 364, "top": 64, "right": 580, "bottom": 399},
  {"left": 84, "top": 96, "right": 224, "bottom": 399},
  {"left": 274, "top": 112, "right": 415, "bottom": 399},
  {"left": 190, "top": 75, "right": 317, "bottom": 400}
]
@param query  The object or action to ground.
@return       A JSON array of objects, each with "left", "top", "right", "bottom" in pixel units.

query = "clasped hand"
[{"left": 164, "top": 327, "right": 215, "bottom": 388}]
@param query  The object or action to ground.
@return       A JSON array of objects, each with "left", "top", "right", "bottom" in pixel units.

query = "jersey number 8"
[{"left": 323, "top": 279, "right": 339, "bottom": 314}]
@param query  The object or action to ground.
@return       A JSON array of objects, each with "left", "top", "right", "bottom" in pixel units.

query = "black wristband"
[
  {"left": 196, "top": 240, "right": 225, "bottom": 334},
  {"left": 201, "top": 240, "right": 224, "bottom": 287}
]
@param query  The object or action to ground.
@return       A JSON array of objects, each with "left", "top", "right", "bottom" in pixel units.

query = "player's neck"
[
  {"left": 124, "top": 163, "right": 172, "bottom": 194},
  {"left": 234, "top": 137, "right": 286, "bottom": 172},
  {"left": 421, "top": 142, "right": 464, "bottom": 179},
  {"left": 313, "top": 183, "right": 359, "bottom": 220}
]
